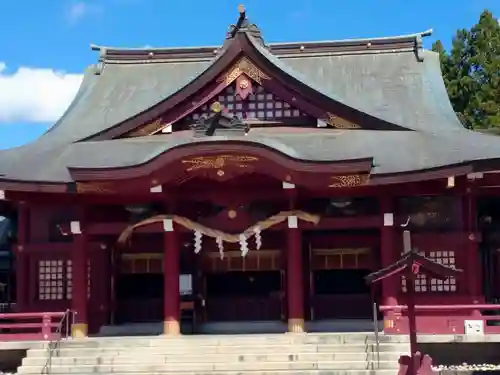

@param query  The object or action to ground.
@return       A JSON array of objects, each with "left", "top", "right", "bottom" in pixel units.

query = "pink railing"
[
  {"left": 0, "top": 311, "right": 71, "bottom": 341},
  {"left": 380, "top": 304, "right": 500, "bottom": 334}
]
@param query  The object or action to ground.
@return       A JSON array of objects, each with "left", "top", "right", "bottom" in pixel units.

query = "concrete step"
[
  {"left": 49, "top": 334, "right": 408, "bottom": 348},
  {"left": 17, "top": 371, "right": 405, "bottom": 375},
  {"left": 26, "top": 343, "right": 409, "bottom": 357},
  {"left": 18, "top": 360, "right": 399, "bottom": 373},
  {"left": 19, "top": 334, "right": 408, "bottom": 375},
  {"left": 22, "top": 352, "right": 403, "bottom": 366}
]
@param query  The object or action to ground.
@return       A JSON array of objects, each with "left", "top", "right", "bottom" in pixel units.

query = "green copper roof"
[{"left": 0, "top": 29, "right": 499, "bottom": 185}]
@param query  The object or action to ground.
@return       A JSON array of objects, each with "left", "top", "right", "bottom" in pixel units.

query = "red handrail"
[
  {"left": 0, "top": 311, "right": 69, "bottom": 341},
  {"left": 0, "top": 311, "right": 66, "bottom": 319},
  {"left": 380, "top": 304, "right": 500, "bottom": 312}
]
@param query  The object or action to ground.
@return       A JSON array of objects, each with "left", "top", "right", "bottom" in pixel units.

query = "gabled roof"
[
  {"left": 0, "top": 9, "right": 499, "bottom": 190},
  {"left": 366, "top": 249, "right": 462, "bottom": 285}
]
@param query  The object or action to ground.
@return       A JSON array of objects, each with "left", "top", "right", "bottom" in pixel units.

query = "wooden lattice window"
[
  {"left": 428, "top": 251, "right": 457, "bottom": 292},
  {"left": 38, "top": 259, "right": 91, "bottom": 300},
  {"left": 311, "top": 248, "right": 371, "bottom": 270},
  {"left": 120, "top": 253, "right": 163, "bottom": 274},
  {"left": 187, "top": 84, "right": 308, "bottom": 121},
  {"left": 202, "top": 250, "right": 281, "bottom": 273},
  {"left": 401, "top": 250, "right": 457, "bottom": 293},
  {"left": 66, "top": 260, "right": 91, "bottom": 300},
  {"left": 38, "top": 260, "right": 65, "bottom": 300}
]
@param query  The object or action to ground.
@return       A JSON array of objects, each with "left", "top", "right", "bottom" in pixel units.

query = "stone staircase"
[{"left": 18, "top": 333, "right": 410, "bottom": 375}]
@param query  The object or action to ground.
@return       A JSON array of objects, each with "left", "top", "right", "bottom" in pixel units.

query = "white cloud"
[
  {"left": 0, "top": 63, "right": 83, "bottom": 123},
  {"left": 67, "top": 1, "right": 103, "bottom": 24}
]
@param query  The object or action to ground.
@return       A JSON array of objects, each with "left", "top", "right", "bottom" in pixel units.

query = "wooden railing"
[
  {"left": 0, "top": 311, "right": 70, "bottom": 341},
  {"left": 380, "top": 304, "right": 500, "bottom": 334}
]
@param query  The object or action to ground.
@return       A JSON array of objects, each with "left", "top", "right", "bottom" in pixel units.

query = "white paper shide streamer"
[
  {"left": 194, "top": 230, "right": 202, "bottom": 254},
  {"left": 253, "top": 226, "right": 262, "bottom": 250},
  {"left": 239, "top": 233, "right": 249, "bottom": 257},
  {"left": 216, "top": 236, "right": 224, "bottom": 259}
]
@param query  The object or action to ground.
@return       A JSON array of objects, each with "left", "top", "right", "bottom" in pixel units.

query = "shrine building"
[{"left": 1, "top": 7, "right": 500, "bottom": 339}]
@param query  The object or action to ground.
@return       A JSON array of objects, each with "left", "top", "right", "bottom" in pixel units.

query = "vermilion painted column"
[
  {"left": 379, "top": 196, "right": 398, "bottom": 330},
  {"left": 16, "top": 202, "right": 29, "bottom": 311},
  {"left": 463, "top": 188, "right": 482, "bottom": 307},
  {"left": 163, "top": 218, "right": 180, "bottom": 335},
  {"left": 70, "top": 221, "right": 88, "bottom": 338},
  {"left": 286, "top": 215, "right": 305, "bottom": 333}
]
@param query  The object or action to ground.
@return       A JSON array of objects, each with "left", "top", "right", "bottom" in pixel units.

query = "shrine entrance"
[
  {"left": 115, "top": 270, "right": 163, "bottom": 324},
  {"left": 112, "top": 237, "right": 197, "bottom": 327},
  {"left": 312, "top": 269, "right": 372, "bottom": 319},
  {"left": 199, "top": 248, "right": 284, "bottom": 325},
  {"left": 308, "top": 231, "right": 376, "bottom": 322},
  {"left": 113, "top": 253, "right": 164, "bottom": 324},
  {"left": 204, "top": 270, "right": 283, "bottom": 321}
]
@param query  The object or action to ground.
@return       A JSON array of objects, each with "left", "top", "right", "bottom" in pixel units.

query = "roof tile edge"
[{"left": 90, "top": 29, "right": 433, "bottom": 63}]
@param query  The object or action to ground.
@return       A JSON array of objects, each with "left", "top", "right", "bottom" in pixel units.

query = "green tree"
[
  {"left": 433, "top": 10, "right": 499, "bottom": 130},
  {"left": 468, "top": 10, "right": 500, "bottom": 129}
]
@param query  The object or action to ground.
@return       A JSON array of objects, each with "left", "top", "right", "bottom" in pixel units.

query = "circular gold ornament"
[
  {"left": 217, "top": 170, "right": 225, "bottom": 176},
  {"left": 239, "top": 79, "right": 249, "bottom": 89},
  {"left": 228, "top": 210, "right": 237, "bottom": 219},
  {"left": 211, "top": 102, "right": 222, "bottom": 113}
]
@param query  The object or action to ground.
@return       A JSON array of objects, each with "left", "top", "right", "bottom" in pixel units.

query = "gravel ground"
[{"left": 433, "top": 363, "right": 500, "bottom": 372}]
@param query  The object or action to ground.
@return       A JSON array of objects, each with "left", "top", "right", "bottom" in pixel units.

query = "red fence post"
[{"left": 41, "top": 314, "right": 52, "bottom": 341}]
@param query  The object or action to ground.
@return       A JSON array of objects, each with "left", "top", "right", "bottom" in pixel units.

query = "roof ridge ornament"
[
  {"left": 190, "top": 102, "right": 248, "bottom": 137},
  {"left": 227, "top": 5, "right": 264, "bottom": 44}
]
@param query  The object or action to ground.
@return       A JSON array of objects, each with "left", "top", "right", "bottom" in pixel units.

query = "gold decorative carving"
[
  {"left": 182, "top": 155, "right": 259, "bottom": 172},
  {"left": 126, "top": 118, "right": 164, "bottom": 137},
  {"left": 328, "top": 174, "right": 369, "bottom": 188},
  {"left": 76, "top": 182, "right": 114, "bottom": 194},
  {"left": 217, "top": 57, "right": 270, "bottom": 86},
  {"left": 325, "top": 113, "right": 361, "bottom": 129}
]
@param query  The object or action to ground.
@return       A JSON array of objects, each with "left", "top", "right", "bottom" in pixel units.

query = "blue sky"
[{"left": 0, "top": 0, "right": 498, "bottom": 150}]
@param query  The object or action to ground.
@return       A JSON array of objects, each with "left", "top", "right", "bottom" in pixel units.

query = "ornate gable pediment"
[{"left": 121, "top": 55, "right": 364, "bottom": 139}]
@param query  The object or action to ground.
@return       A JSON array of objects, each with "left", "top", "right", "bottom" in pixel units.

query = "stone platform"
[
  {"left": 4, "top": 333, "right": 500, "bottom": 375},
  {"left": 18, "top": 333, "right": 409, "bottom": 375}
]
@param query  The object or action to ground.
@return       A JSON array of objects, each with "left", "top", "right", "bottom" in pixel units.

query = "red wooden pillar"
[
  {"left": 163, "top": 218, "right": 180, "bottom": 335},
  {"left": 16, "top": 202, "right": 29, "bottom": 311},
  {"left": 70, "top": 220, "right": 88, "bottom": 338},
  {"left": 286, "top": 215, "right": 305, "bottom": 333},
  {"left": 379, "top": 196, "right": 399, "bottom": 327},
  {"left": 463, "top": 186, "right": 482, "bottom": 305}
]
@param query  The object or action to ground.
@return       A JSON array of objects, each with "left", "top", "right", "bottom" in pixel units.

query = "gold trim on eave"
[
  {"left": 328, "top": 174, "right": 369, "bottom": 188},
  {"left": 325, "top": 113, "right": 361, "bottom": 129},
  {"left": 127, "top": 118, "right": 164, "bottom": 137},
  {"left": 217, "top": 57, "right": 271, "bottom": 86},
  {"left": 76, "top": 182, "right": 114, "bottom": 194},
  {"left": 182, "top": 155, "right": 259, "bottom": 172}
]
